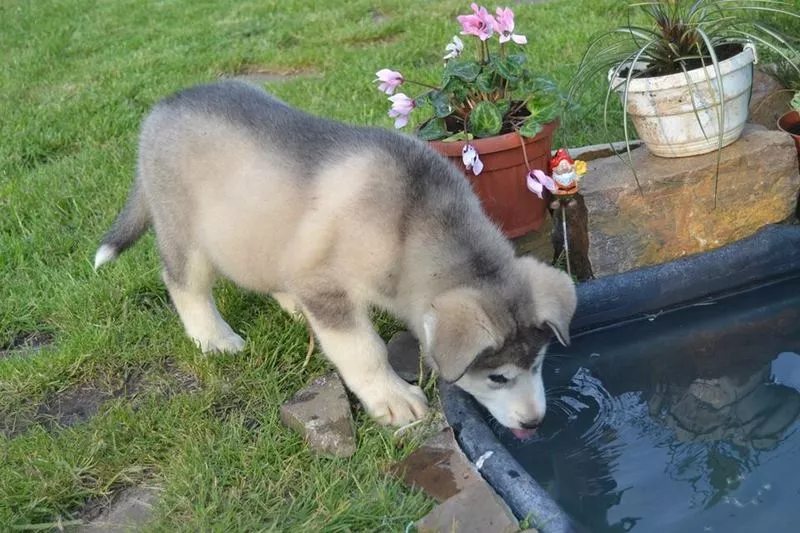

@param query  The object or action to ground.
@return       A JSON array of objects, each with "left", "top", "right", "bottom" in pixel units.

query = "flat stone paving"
[
  {"left": 279, "top": 371, "right": 357, "bottom": 458},
  {"left": 76, "top": 487, "right": 159, "bottom": 533}
]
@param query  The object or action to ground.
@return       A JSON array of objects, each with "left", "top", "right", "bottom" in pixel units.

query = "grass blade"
[{"left": 694, "top": 27, "right": 726, "bottom": 209}]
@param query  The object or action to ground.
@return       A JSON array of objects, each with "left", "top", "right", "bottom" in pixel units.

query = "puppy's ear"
[
  {"left": 422, "top": 288, "right": 500, "bottom": 383},
  {"left": 517, "top": 256, "right": 577, "bottom": 347}
]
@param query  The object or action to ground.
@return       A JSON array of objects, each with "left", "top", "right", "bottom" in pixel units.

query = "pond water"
[{"left": 500, "top": 275, "right": 800, "bottom": 533}]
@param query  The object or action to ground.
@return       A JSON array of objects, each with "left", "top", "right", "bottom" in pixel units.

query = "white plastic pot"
[{"left": 609, "top": 44, "right": 756, "bottom": 158}]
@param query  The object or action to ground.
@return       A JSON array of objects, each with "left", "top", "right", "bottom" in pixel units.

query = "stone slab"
[
  {"left": 749, "top": 67, "right": 792, "bottom": 131},
  {"left": 582, "top": 124, "right": 800, "bottom": 277},
  {"left": 76, "top": 487, "right": 158, "bottom": 533},
  {"left": 551, "top": 140, "right": 643, "bottom": 162},
  {"left": 280, "top": 372, "right": 356, "bottom": 458},
  {"left": 390, "top": 428, "right": 481, "bottom": 503},
  {"left": 415, "top": 480, "right": 519, "bottom": 533}
]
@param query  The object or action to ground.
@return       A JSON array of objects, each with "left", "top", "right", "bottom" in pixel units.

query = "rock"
[
  {"left": 582, "top": 124, "right": 800, "bottom": 277},
  {"left": 387, "top": 331, "right": 430, "bottom": 383},
  {"left": 390, "top": 427, "right": 481, "bottom": 503},
  {"left": 415, "top": 480, "right": 519, "bottom": 533},
  {"left": 552, "top": 141, "right": 644, "bottom": 162},
  {"left": 280, "top": 372, "right": 356, "bottom": 458},
  {"left": 77, "top": 487, "right": 158, "bottom": 533},
  {"left": 749, "top": 68, "right": 792, "bottom": 131}
]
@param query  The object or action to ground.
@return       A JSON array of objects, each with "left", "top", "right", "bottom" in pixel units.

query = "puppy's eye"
[{"left": 488, "top": 374, "right": 509, "bottom": 384}]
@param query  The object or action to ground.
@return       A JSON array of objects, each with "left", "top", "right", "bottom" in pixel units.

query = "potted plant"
[
  {"left": 778, "top": 91, "right": 800, "bottom": 165},
  {"left": 372, "top": 3, "right": 564, "bottom": 238},
  {"left": 569, "top": 0, "right": 799, "bottom": 195}
]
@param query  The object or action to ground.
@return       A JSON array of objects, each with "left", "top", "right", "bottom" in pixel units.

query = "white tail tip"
[{"left": 94, "top": 244, "right": 117, "bottom": 270}]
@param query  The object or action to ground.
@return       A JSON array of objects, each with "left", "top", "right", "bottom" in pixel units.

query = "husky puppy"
[{"left": 94, "top": 80, "right": 577, "bottom": 436}]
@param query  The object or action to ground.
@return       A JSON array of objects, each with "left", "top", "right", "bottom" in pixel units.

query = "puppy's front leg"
[{"left": 299, "top": 292, "right": 427, "bottom": 426}]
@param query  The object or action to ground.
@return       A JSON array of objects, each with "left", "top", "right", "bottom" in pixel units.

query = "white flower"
[
  {"left": 388, "top": 93, "right": 415, "bottom": 128},
  {"left": 443, "top": 35, "right": 464, "bottom": 60},
  {"left": 462, "top": 144, "right": 484, "bottom": 175}
]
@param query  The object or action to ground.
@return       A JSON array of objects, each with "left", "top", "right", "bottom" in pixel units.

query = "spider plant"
[{"left": 568, "top": 0, "right": 800, "bottom": 205}]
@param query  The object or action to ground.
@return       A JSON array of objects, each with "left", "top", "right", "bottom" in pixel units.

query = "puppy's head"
[{"left": 423, "top": 256, "right": 577, "bottom": 438}]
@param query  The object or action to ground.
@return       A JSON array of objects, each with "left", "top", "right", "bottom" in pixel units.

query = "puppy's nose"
[{"left": 520, "top": 418, "right": 542, "bottom": 430}]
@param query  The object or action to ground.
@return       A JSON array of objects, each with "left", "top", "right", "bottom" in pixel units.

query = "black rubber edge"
[
  {"left": 572, "top": 223, "right": 800, "bottom": 332},
  {"left": 440, "top": 379, "right": 583, "bottom": 533},
  {"left": 441, "top": 223, "right": 800, "bottom": 533}
]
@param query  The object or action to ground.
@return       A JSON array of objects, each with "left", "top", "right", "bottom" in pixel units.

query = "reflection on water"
[{"left": 500, "top": 277, "right": 800, "bottom": 533}]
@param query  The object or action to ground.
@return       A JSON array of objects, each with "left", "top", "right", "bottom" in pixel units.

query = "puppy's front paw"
[
  {"left": 196, "top": 332, "right": 246, "bottom": 354},
  {"left": 360, "top": 377, "right": 428, "bottom": 426}
]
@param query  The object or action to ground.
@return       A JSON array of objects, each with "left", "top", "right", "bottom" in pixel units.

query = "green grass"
[{"left": 4, "top": 0, "right": 791, "bottom": 530}]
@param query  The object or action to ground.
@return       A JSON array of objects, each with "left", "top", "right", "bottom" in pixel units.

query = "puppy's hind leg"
[
  {"left": 299, "top": 288, "right": 427, "bottom": 426},
  {"left": 162, "top": 249, "right": 245, "bottom": 354},
  {"left": 272, "top": 292, "right": 303, "bottom": 320}
]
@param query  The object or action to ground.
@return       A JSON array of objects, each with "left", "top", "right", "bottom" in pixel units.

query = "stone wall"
[{"left": 580, "top": 124, "right": 799, "bottom": 278}]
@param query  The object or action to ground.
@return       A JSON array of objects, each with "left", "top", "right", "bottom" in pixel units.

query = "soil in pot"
[
  {"left": 620, "top": 43, "right": 743, "bottom": 79},
  {"left": 438, "top": 101, "right": 532, "bottom": 137}
]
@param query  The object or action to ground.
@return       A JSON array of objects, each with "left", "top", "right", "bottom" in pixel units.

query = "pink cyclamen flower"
[
  {"left": 462, "top": 144, "right": 484, "bottom": 175},
  {"left": 388, "top": 93, "right": 415, "bottom": 128},
  {"left": 443, "top": 35, "right": 464, "bottom": 60},
  {"left": 494, "top": 7, "right": 527, "bottom": 44},
  {"left": 374, "top": 69, "right": 404, "bottom": 95},
  {"left": 457, "top": 3, "right": 495, "bottom": 41},
  {"left": 526, "top": 169, "right": 557, "bottom": 199}
]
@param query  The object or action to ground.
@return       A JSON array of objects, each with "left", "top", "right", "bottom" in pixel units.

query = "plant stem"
[
  {"left": 404, "top": 79, "right": 441, "bottom": 91},
  {"left": 517, "top": 129, "right": 532, "bottom": 171}
]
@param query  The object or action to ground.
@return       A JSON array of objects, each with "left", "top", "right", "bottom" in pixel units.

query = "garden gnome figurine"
[
  {"left": 550, "top": 148, "right": 583, "bottom": 197},
  {"left": 548, "top": 147, "right": 586, "bottom": 210},
  {"left": 541, "top": 147, "right": 592, "bottom": 281}
]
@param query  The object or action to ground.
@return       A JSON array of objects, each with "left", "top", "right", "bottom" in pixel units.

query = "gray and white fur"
[{"left": 94, "top": 80, "right": 577, "bottom": 433}]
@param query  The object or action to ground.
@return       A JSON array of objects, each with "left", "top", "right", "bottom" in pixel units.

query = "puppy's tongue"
[{"left": 511, "top": 428, "right": 537, "bottom": 440}]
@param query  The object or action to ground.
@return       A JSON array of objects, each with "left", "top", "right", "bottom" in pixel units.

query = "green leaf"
[
  {"left": 417, "top": 118, "right": 450, "bottom": 141},
  {"left": 429, "top": 91, "right": 452, "bottom": 118},
  {"left": 519, "top": 118, "right": 543, "bottom": 138},
  {"left": 474, "top": 70, "right": 498, "bottom": 93},
  {"left": 443, "top": 59, "right": 481, "bottom": 84},
  {"left": 527, "top": 102, "right": 559, "bottom": 124},
  {"left": 526, "top": 93, "right": 560, "bottom": 123},
  {"left": 520, "top": 75, "right": 566, "bottom": 108},
  {"left": 468, "top": 101, "right": 503, "bottom": 138},
  {"left": 442, "top": 77, "right": 470, "bottom": 105},
  {"left": 492, "top": 54, "right": 526, "bottom": 81},
  {"left": 441, "top": 131, "right": 474, "bottom": 142},
  {"left": 526, "top": 75, "right": 559, "bottom": 94},
  {"left": 496, "top": 99, "right": 511, "bottom": 119},
  {"left": 414, "top": 91, "right": 432, "bottom": 108}
]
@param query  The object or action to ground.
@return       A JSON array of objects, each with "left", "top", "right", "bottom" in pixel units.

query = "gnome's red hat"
[{"left": 550, "top": 147, "right": 574, "bottom": 169}]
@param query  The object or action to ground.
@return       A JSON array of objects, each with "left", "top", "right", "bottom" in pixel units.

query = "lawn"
[{"left": 1, "top": 0, "right": 789, "bottom": 531}]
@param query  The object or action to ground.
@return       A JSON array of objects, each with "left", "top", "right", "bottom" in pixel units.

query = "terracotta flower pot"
[
  {"left": 777, "top": 110, "right": 800, "bottom": 170},
  {"left": 428, "top": 118, "right": 559, "bottom": 238}
]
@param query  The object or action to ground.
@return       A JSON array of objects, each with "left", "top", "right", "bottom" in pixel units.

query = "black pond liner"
[{"left": 440, "top": 223, "right": 800, "bottom": 533}]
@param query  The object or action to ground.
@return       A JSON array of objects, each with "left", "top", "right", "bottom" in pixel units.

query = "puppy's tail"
[{"left": 94, "top": 177, "right": 151, "bottom": 270}]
